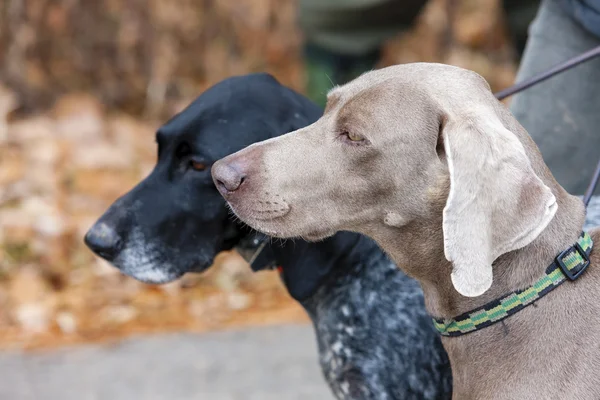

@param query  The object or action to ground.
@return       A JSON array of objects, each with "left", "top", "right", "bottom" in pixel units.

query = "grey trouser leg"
[{"left": 510, "top": 0, "right": 600, "bottom": 195}]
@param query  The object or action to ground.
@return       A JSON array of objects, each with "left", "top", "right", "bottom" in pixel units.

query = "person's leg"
[
  {"left": 303, "top": 44, "right": 381, "bottom": 108},
  {"left": 299, "top": 0, "right": 427, "bottom": 106},
  {"left": 502, "top": 0, "right": 541, "bottom": 58},
  {"left": 509, "top": 0, "right": 600, "bottom": 195}
]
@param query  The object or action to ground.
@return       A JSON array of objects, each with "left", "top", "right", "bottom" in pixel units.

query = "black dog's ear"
[
  {"left": 244, "top": 72, "right": 322, "bottom": 134},
  {"left": 279, "top": 85, "right": 323, "bottom": 133},
  {"left": 275, "top": 233, "right": 361, "bottom": 302},
  {"left": 278, "top": 245, "right": 337, "bottom": 302},
  {"left": 236, "top": 235, "right": 332, "bottom": 301}
]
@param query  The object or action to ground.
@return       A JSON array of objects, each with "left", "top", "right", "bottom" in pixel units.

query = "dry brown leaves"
[
  {"left": 0, "top": 91, "right": 307, "bottom": 350},
  {"left": 0, "top": 0, "right": 304, "bottom": 119},
  {"left": 0, "top": 0, "right": 517, "bottom": 350}
]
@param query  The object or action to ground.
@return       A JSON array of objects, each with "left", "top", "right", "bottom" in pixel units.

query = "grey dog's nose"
[
  {"left": 212, "top": 160, "right": 246, "bottom": 194},
  {"left": 84, "top": 222, "right": 123, "bottom": 262}
]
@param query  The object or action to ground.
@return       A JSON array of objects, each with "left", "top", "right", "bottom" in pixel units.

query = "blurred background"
[{"left": 0, "top": 0, "right": 530, "bottom": 397}]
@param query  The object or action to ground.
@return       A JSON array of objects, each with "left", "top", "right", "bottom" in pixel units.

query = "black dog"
[
  {"left": 85, "top": 74, "right": 452, "bottom": 399},
  {"left": 84, "top": 74, "right": 313, "bottom": 283}
]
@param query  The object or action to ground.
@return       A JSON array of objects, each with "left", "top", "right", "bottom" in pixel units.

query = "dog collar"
[
  {"left": 235, "top": 233, "right": 280, "bottom": 272},
  {"left": 433, "top": 232, "right": 593, "bottom": 337}
]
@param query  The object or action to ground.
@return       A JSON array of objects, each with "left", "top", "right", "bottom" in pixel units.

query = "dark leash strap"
[
  {"left": 493, "top": 44, "right": 600, "bottom": 208},
  {"left": 583, "top": 160, "right": 600, "bottom": 208},
  {"left": 494, "top": 45, "right": 600, "bottom": 101}
]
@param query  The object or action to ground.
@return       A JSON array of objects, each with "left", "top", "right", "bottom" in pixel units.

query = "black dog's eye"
[{"left": 189, "top": 160, "right": 207, "bottom": 171}]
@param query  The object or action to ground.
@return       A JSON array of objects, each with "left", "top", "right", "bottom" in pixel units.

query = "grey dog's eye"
[
  {"left": 347, "top": 131, "right": 362, "bottom": 141},
  {"left": 340, "top": 130, "right": 367, "bottom": 145}
]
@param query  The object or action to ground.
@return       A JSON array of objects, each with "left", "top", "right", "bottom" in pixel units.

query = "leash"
[
  {"left": 583, "top": 160, "right": 600, "bottom": 208},
  {"left": 494, "top": 45, "right": 600, "bottom": 101},
  {"left": 493, "top": 44, "right": 600, "bottom": 207}
]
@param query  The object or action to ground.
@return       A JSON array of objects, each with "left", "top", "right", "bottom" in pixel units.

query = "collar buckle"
[{"left": 555, "top": 242, "right": 590, "bottom": 281}]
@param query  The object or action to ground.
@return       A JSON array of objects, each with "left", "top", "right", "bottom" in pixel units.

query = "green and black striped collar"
[{"left": 433, "top": 232, "right": 593, "bottom": 337}]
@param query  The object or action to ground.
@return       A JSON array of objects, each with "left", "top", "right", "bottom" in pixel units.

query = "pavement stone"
[{"left": 0, "top": 324, "right": 332, "bottom": 400}]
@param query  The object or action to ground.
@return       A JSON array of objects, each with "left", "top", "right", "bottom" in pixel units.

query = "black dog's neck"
[{"left": 268, "top": 232, "right": 383, "bottom": 303}]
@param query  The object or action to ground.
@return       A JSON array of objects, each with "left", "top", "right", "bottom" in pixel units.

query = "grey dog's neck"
[{"left": 375, "top": 190, "right": 586, "bottom": 321}]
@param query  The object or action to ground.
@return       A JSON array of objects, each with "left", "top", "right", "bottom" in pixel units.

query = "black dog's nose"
[
  {"left": 84, "top": 222, "right": 123, "bottom": 261},
  {"left": 212, "top": 161, "right": 246, "bottom": 194}
]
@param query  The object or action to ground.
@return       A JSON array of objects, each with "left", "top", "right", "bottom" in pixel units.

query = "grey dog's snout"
[
  {"left": 212, "top": 160, "right": 246, "bottom": 195},
  {"left": 84, "top": 221, "right": 123, "bottom": 262},
  {"left": 212, "top": 145, "right": 264, "bottom": 196}
]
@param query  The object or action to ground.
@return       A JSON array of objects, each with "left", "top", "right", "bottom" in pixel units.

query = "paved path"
[{"left": 0, "top": 324, "right": 333, "bottom": 400}]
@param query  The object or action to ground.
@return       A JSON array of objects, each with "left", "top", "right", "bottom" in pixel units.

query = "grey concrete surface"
[{"left": 0, "top": 324, "right": 333, "bottom": 400}]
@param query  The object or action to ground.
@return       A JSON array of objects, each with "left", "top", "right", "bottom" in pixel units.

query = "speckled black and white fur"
[
  {"left": 308, "top": 255, "right": 449, "bottom": 400},
  {"left": 249, "top": 231, "right": 453, "bottom": 400}
]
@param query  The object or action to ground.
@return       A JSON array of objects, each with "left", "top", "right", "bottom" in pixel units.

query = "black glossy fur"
[{"left": 85, "top": 74, "right": 452, "bottom": 399}]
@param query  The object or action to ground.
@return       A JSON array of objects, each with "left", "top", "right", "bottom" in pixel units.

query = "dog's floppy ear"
[
  {"left": 440, "top": 107, "right": 557, "bottom": 297},
  {"left": 276, "top": 237, "right": 341, "bottom": 302},
  {"left": 274, "top": 233, "right": 361, "bottom": 302},
  {"left": 279, "top": 256, "right": 334, "bottom": 302}
]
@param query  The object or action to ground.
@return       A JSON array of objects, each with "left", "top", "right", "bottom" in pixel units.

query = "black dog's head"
[{"left": 84, "top": 73, "right": 321, "bottom": 283}]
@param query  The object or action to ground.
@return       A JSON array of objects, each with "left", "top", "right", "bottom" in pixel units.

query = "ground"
[{"left": 0, "top": 325, "right": 332, "bottom": 400}]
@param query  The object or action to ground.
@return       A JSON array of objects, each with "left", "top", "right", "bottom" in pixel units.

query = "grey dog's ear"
[{"left": 440, "top": 107, "right": 557, "bottom": 297}]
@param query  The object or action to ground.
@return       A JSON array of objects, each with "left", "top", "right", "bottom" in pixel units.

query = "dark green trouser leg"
[
  {"left": 299, "top": 0, "right": 540, "bottom": 107},
  {"left": 502, "top": 0, "right": 541, "bottom": 57},
  {"left": 303, "top": 44, "right": 381, "bottom": 108},
  {"left": 299, "top": 0, "right": 427, "bottom": 107}
]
